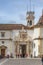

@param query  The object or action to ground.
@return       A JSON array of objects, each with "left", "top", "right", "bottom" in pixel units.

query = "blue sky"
[{"left": 0, "top": 0, "right": 43, "bottom": 25}]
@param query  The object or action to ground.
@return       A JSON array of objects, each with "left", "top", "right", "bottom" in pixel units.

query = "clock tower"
[{"left": 26, "top": 11, "right": 35, "bottom": 26}]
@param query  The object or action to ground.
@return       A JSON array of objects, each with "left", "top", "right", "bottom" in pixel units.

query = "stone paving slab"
[
  {"left": 0, "top": 58, "right": 6, "bottom": 63},
  {"left": 0, "top": 58, "right": 42, "bottom": 65}
]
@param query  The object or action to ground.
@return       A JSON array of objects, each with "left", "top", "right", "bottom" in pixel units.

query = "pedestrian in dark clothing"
[{"left": 41, "top": 55, "right": 43, "bottom": 65}]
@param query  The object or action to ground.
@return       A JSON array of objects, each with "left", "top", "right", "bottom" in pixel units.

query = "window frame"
[
  {"left": 30, "top": 20, "right": 32, "bottom": 25},
  {"left": 1, "top": 32, "right": 5, "bottom": 37},
  {"left": 2, "top": 41, "right": 4, "bottom": 44}
]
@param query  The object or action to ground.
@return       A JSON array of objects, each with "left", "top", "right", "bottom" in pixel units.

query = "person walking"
[{"left": 41, "top": 55, "right": 43, "bottom": 65}]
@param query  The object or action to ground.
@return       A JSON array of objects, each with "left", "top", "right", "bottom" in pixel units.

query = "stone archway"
[
  {"left": 0, "top": 45, "right": 7, "bottom": 57},
  {"left": 19, "top": 44, "right": 26, "bottom": 58}
]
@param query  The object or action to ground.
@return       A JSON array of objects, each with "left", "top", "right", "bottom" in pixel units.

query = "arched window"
[
  {"left": 27, "top": 21, "right": 29, "bottom": 26},
  {"left": 28, "top": 21, "right": 29, "bottom": 23},
  {"left": 30, "top": 20, "right": 32, "bottom": 25}
]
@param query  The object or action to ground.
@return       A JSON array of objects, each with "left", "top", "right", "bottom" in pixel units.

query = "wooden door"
[
  {"left": 21, "top": 45, "right": 26, "bottom": 58},
  {"left": 1, "top": 49, "right": 5, "bottom": 57},
  {"left": 22, "top": 45, "right": 26, "bottom": 55}
]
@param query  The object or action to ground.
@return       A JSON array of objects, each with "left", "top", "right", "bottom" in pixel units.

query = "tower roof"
[
  {"left": 27, "top": 11, "right": 34, "bottom": 14},
  {"left": 37, "top": 16, "right": 43, "bottom": 25},
  {"left": 37, "top": 10, "right": 43, "bottom": 25},
  {"left": 33, "top": 10, "right": 43, "bottom": 28}
]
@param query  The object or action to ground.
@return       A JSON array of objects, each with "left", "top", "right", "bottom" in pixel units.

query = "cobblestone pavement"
[
  {"left": 0, "top": 58, "right": 8, "bottom": 65},
  {"left": 0, "top": 58, "right": 6, "bottom": 63},
  {"left": 0, "top": 58, "right": 42, "bottom": 65}
]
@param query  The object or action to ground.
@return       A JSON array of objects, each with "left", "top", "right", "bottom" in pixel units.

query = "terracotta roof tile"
[
  {"left": 37, "top": 15, "right": 43, "bottom": 25},
  {"left": 0, "top": 24, "right": 34, "bottom": 30}
]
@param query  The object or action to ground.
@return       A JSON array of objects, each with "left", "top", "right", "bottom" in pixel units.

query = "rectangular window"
[
  {"left": 1, "top": 32, "right": 5, "bottom": 37},
  {"left": 2, "top": 41, "right": 4, "bottom": 44}
]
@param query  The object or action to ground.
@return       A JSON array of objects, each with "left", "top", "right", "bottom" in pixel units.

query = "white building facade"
[{"left": 0, "top": 10, "right": 43, "bottom": 58}]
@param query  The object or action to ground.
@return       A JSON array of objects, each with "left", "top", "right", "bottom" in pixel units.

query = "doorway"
[
  {"left": 1, "top": 49, "right": 5, "bottom": 57},
  {"left": 20, "top": 45, "right": 26, "bottom": 58}
]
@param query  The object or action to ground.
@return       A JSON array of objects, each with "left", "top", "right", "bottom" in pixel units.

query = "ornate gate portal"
[{"left": 15, "top": 27, "right": 33, "bottom": 58}]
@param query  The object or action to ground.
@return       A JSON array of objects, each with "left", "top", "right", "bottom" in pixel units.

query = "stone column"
[
  {"left": 14, "top": 43, "right": 16, "bottom": 58},
  {"left": 17, "top": 44, "right": 20, "bottom": 58},
  {"left": 0, "top": 48, "right": 1, "bottom": 55},
  {"left": 15, "top": 42, "right": 18, "bottom": 58},
  {"left": 18, "top": 44, "right": 19, "bottom": 54},
  {"left": 26, "top": 44, "right": 29, "bottom": 58}
]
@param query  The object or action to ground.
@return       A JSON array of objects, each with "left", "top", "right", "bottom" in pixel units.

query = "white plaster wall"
[
  {"left": 0, "top": 30, "right": 12, "bottom": 39},
  {"left": 27, "top": 30, "right": 34, "bottom": 39},
  {"left": 11, "top": 30, "right": 19, "bottom": 41},
  {"left": 0, "top": 40, "right": 15, "bottom": 57},
  {"left": 33, "top": 28, "right": 40, "bottom": 39},
  {"left": 41, "top": 40, "right": 43, "bottom": 54},
  {"left": 33, "top": 40, "right": 40, "bottom": 56},
  {"left": 0, "top": 29, "right": 34, "bottom": 57},
  {"left": 40, "top": 28, "right": 43, "bottom": 38},
  {"left": 33, "top": 28, "right": 40, "bottom": 57}
]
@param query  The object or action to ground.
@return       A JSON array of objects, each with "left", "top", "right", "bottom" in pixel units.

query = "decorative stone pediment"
[
  {"left": 14, "top": 27, "right": 32, "bottom": 43},
  {"left": 0, "top": 45, "right": 7, "bottom": 49}
]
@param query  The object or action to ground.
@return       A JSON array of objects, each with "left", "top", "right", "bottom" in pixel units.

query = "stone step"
[{"left": 1, "top": 58, "right": 42, "bottom": 65}]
